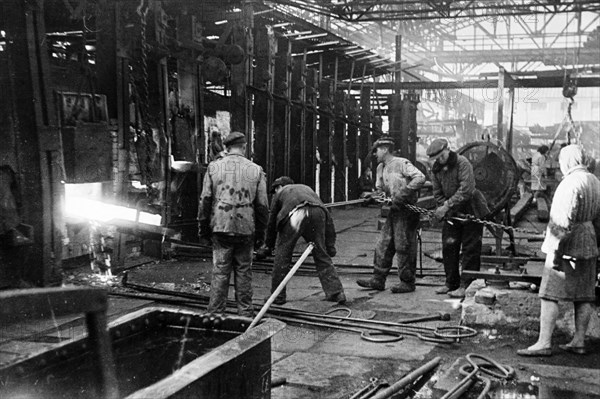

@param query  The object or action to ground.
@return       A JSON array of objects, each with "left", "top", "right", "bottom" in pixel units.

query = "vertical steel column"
[
  {"left": 496, "top": 66, "right": 505, "bottom": 146},
  {"left": 401, "top": 93, "right": 420, "bottom": 164},
  {"left": 388, "top": 93, "right": 403, "bottom": 148},
  {"left": 318, "top": 78, "right": 333, "bottom": 203},
  {"left": 282, "top": 39, "right": 293, "bottom": 177},
  {"left": 395, "top": 34, "right": 402, "bottom": 94},
  {"left": 230, "top": 5, "right": 253, "bottom": 137},
  {"left": 2, "top": 0, "right": 65, "bottom": 286},
  {"left": 506, "top": 87, "right": 515, "bottom": 155},
  {"left": 273, "top": 36, "right": 290, "bottom": 179},
  {"left": 252, "top": 25, "right": 275, "bottom": 181},
  {"left": 290, "top": 55, "right": 304, "bottom": 184},
  {"left": 346, "top": 96, "right": 359, "bottom": 200},
  {"left": 304, "top": 68, "right": 318, "bottom": 188},
  {"left": 359, "top": 85, "right": 373, "bottom": 174},
  {"left": 333, "top": 89, "right": 346, "bottom": 202}
]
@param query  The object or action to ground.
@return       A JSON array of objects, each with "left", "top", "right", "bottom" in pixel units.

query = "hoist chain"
[
  {"left": 137, "top": 0, "right": 151, "bottom": 132},
  {"left": 128, "top": 0, "right": 157, "bottom": 186},
  {"left": 372, "top": 195, "right": 541, "bottom": 235}
]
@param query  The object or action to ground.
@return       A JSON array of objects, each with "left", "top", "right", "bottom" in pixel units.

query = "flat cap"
[
  {"left": 271, "top": 176, "right": 294, "bottom": 193},
  {"left": 371, "top": 136, "right": 395, "bottom": 151},
  {"left": 426, "top": 138, "right": 449, "bottom": 158},
  {"left": 223, "top": 131, "right": 247, "bottom": 147}
]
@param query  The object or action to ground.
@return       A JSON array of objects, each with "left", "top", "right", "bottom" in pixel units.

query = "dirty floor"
[{"left": 2, "top": 205, "right": 600, "bottom": 398}]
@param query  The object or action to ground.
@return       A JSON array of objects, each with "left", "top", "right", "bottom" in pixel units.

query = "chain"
[
  {"left": 129, "top": 0, "right": 158, "bottom": 187},
  {"left": 137, "top": 0, "right": 151, "bottom": 131},
  {"left": 373, "top": 195, "right": 542, "bottom": 235}
]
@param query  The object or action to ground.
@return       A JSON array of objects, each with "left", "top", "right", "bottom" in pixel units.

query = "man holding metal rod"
[
  {"left": 260, "top": 176, "right": 346, "bottom": 305},
  {"left": 198, "top": 131, "right": 269, "bottom": 317},
  {"left": 357, "top": 136, "right": 426, "bottom": 294}
]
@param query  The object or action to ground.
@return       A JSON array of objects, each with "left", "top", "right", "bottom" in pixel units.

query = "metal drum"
[{"left": 458, "top": 141, "right": 519, "bottom": 217}]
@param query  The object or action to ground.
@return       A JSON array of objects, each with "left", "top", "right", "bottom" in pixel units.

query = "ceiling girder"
[{"left": 267, "top": 0, "right": 600, "bottom": 22}]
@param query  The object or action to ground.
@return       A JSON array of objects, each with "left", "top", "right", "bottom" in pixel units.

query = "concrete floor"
[{"left": 2, "top": 205, "right": 600, "bottom": 398}]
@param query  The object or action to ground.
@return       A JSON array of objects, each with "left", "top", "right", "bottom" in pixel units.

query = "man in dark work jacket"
[{"left": 263, "top": 176, "right": 346, "bottom": 305}]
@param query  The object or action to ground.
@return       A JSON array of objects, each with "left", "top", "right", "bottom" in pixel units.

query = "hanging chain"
[
  {"left": 137, "top": 0, "right": 151, "bottom": 131},
  {"left": 128, "top": 0, "right": 158, "bottom": 187},
  {"left": 372, "top": 194, "right": 542, "bottom": 235}
]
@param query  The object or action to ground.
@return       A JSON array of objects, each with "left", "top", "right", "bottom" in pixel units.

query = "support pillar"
[{"left": 1, "top": 0, "right": 65, "bottom": 286}]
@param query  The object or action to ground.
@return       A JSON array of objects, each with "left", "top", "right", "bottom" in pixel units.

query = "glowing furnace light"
[{"left": 64, "top": 196, "right": 162, "bottom": 226}]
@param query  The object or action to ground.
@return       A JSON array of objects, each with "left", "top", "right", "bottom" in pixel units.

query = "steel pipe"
[
  {"left": 370, "top": 357, "right": 441, "bottom": 399},
  {"left": 249, "top": 243, "right": 314, "bottom": 329}
]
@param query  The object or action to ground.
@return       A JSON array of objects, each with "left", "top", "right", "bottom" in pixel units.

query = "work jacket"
[
  {"left": 431, "top": 151, "right": 490, "bottom": 218},
  {"left": 542, "top": 165, "right": 600, "bottom": 259},
  {"left": 375, "top": 156, "right": 425, "bottom": 205},
  {"left": 198, "top": 153, "right": 268, "bottom": 237},
  {"left": 265, "top": 184, "right": 335, "bottom": 249}
]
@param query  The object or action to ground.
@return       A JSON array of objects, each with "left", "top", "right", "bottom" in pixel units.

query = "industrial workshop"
[{"left": 1, "top": 0, "right": 600, "bottom": 398}]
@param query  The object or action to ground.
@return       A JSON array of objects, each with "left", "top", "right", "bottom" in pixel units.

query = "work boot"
[
  {"left": 390, "top": 282, "right": 415, "bottom": 293},
  {"left": 448, "top": 287, "right": 466, "bottom": 298},
  {"left": 356, "top": 278, "right": 385, "bottom": 291},
  {"left": 435, "top": 286, "right": 452, "bottom": 295},
  {"left": 325, "top": 291, "right": 347, "bottom": 304},
  {"left": 264, "top": 295, "right": 286, "bottom": 306}
]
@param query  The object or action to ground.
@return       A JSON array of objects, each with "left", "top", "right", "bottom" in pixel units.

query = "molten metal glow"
[{"left": 65, "top": 197, "right": 162, "bottom": 226}]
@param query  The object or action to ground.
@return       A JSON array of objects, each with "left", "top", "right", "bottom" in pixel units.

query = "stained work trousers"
[
  {"left": 272, "top": 206, "right": 343, "bottom": 302},
  {"left": 373, "top": 210, "right": 420, "bottom": 287},
  {"left": 207, "top": 233, "right": 254, "bottom": 317},
  {"left": 441, "top": 219, "right": 483, "bottom": 290}
]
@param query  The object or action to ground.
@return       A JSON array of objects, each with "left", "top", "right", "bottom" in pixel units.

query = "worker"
[
  {"left": 261, "top": 176, "right": 345, "bottom": 305},
  {"left": 428, "top": 138, "right": 489, "bottom": 299},
  {"left": 198, "top": 131, "right": 269, "bottom": 317},
  {"left": 356, "top": 136, "right": 426, "bottom": 293},
  {"left": 531, "top": 144, "right": 549, "bottom": 202},
  {"left": 518, "top": 144, "right": 600, "bottom": 357}
]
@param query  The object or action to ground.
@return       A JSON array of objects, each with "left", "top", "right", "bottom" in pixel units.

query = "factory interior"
[{"left": 1, "top": 0, "right": 600, "bottom": 398}]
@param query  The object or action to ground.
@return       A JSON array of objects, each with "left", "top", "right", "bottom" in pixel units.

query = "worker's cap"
[
  {"left": 271, "top": 176, "right": 294, "bottom": 193},
  {"left": 223, "top": 131, "right": 247, "bottom": 147},
  {"left": 426, "top": 138, "right": 449, "bottom": 158},
  {"left": 371, "top": 136, "right": 395, "bottom": 152}
]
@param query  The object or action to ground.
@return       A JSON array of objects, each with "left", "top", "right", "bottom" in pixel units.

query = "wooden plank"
[{"left": 510, "top": 192, "right": 533, "bottom": 223}]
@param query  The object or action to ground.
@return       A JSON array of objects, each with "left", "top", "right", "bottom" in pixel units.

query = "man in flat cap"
[
  {"left": 357, "top": 136, "right": 426, "bottom": 293},
  {"left": 427, "top": 138, "right": 489, "bottom": 298},
  {"left": 198, "top": 131, "right": 269, "bottom": 317},
  {"left": 260, "top": 176, "right": 346, "bottom": 305}
]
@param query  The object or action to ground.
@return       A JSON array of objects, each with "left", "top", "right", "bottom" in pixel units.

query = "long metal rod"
[
  {"left": 248, "top": 243, "right": 315, "bottom": 329},
  {"left": 370, "top": 357, "right": 441, "bottom": 399}
]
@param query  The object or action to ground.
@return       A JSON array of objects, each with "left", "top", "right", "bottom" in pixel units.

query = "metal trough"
[{"left": 0, "top": 307, "right": 285, "bottom": 399}]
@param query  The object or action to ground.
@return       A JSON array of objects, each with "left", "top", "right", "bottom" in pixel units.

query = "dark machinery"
[
  {"left": 457, "top": 141, "right": 519, "bottom": 217},
  {"left": 458, "top": 141, "right": 534, "bottom": 283}
]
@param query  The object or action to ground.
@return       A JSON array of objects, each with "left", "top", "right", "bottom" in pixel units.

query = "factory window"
[{"left": 530, "top": 102, "right": 546, "bottom": 111}]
